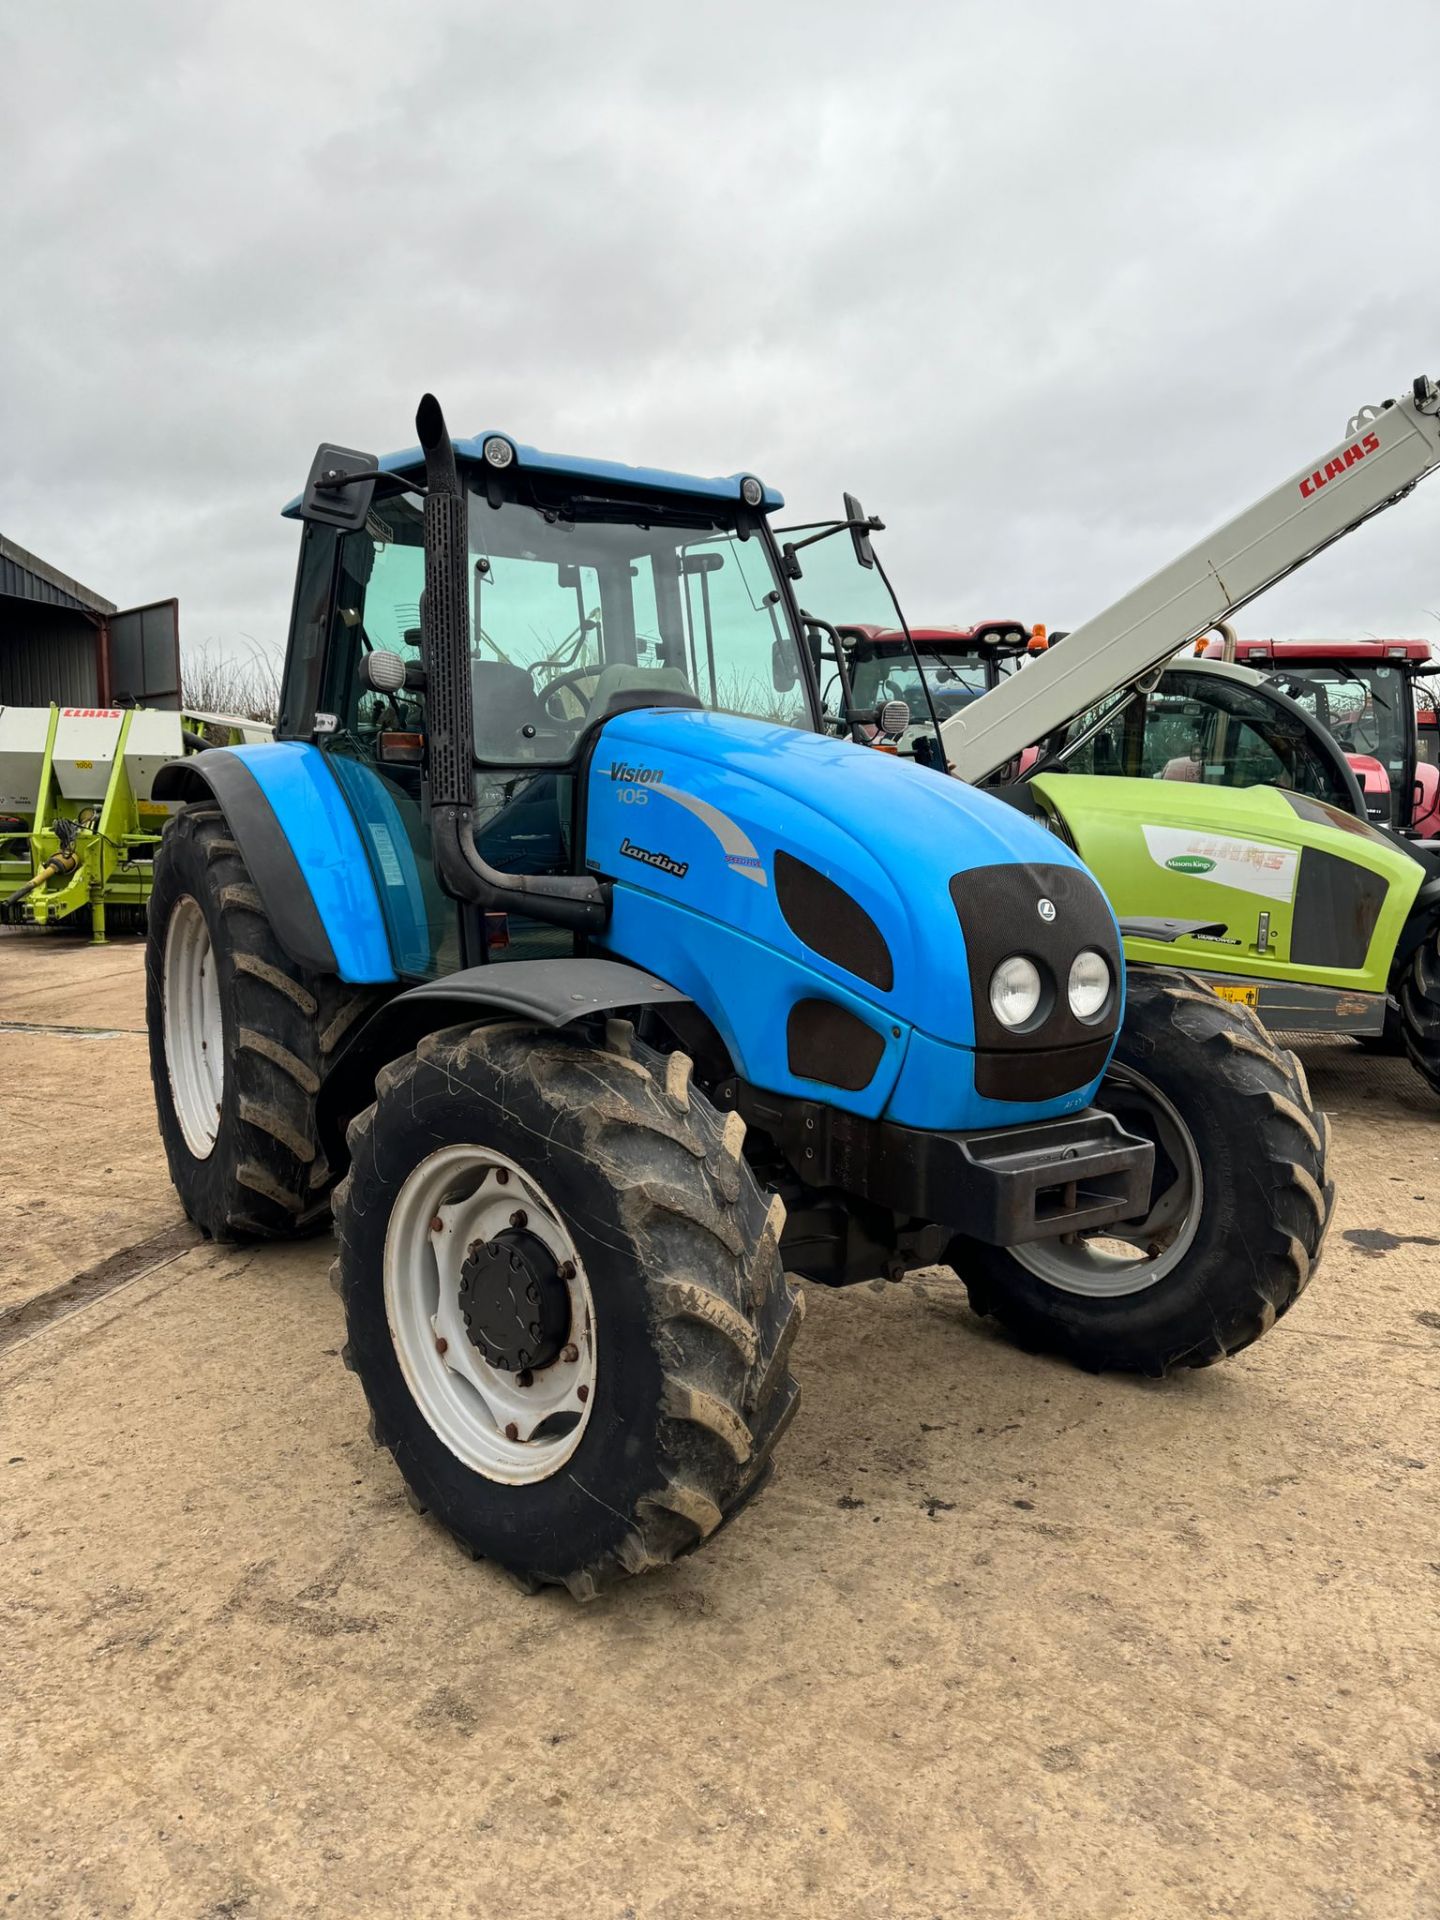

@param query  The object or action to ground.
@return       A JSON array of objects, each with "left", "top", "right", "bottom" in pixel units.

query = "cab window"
[{"left": 1057, "top": 671, "right": 1355, "bottom": 811}]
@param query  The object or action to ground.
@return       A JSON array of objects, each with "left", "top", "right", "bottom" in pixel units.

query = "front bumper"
[{"left": 728, "top": 1084, "right": 1155, "bottom": 1247}]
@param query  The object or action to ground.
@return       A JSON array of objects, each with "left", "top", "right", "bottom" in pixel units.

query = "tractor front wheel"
[
  {"left": 949, "top": 967, "right": 1333, "bottom": 1375},
  {"left": 1398, "top": 923, "right": 1440, "bottom": 1097},
  {"left": 333, "top": 1021, "right": 803, "bottom": 1597}
]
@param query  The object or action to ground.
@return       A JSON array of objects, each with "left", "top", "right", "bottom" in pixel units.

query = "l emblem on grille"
[{"left": 1037, "top": 898, "right": 1056, "bottom": 922}]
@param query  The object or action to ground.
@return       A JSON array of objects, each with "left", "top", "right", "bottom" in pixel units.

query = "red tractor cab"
[
  {"left": 1219, "top": 638, "right": 1439, "bottom": 839},
  {"left": 826, "top": 620, "right": 1038, "bottom": 763}
]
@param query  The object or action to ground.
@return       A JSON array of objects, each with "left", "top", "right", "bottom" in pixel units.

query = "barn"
[{"left": 0, "top": 533, "right": 179, "bottom": 709}]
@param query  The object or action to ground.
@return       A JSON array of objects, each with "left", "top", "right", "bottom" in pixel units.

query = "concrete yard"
[{"left": 2, "top": 931, "right": 1437, "bottom": 1920}]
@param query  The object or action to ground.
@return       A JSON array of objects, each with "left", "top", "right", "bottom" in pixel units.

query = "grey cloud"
[{"left": 3, "top": 0, "right": 1438, "bottom": 661}]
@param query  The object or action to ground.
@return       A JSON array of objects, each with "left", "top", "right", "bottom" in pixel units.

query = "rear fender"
[{"left": 152, "top": 745, "right": 396, "bottom": 983}]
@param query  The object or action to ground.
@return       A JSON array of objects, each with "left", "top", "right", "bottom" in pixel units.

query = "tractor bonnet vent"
[
  {"left": 786, "top": 1000, "right": 886, "bottom": 1091},
  {"left": 774, "top": 851, "right": 894, "bottom": 993}
]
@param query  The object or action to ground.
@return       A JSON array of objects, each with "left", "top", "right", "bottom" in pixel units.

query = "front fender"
[
  {"left": 313, "top": 956, "right": 692, "bottom": 1170},
  {"left": 153, "top": 745, "right": 396, "bottom": 984}
]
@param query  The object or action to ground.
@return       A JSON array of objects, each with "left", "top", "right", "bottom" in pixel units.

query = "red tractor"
[{"left": 1210, "top": 637, "right": 1439, "bottom": 839}]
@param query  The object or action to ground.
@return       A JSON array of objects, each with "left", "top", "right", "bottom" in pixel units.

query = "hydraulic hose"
[{"left": 4, "top": 849, "right": 78, "bottom": 907}]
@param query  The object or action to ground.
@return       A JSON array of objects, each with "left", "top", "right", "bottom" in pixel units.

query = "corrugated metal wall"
[{"left": 0, "top": 603, "right": 99, "bottom": 705}]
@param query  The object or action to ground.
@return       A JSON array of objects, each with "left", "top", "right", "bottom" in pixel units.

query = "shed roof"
[{"left": 0, "top": 533, "right": 116, "bottom": 616}]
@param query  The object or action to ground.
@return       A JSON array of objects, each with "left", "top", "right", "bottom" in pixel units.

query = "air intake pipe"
[{"left": 415, "top": 393, "right": 610, "bottom": 933}]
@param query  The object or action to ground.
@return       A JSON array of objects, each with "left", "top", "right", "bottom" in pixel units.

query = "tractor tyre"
[
  {"left": 333, "top": 1020, "right": 803, "bottom": 1598},
  {"left": 1356, "top": 998, "right": 1406, "bottom": 1055},
  {"left": 949, "top": 966, "right": 1333, "bottom": 1375},
  {"left": 146, "top": 802, "right": 379, "bottom": 1241},
  {"left": 1398, "top": 923, "right": 1440, "bottom": 1098}
]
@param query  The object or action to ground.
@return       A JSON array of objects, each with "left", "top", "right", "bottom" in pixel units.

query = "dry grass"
[{"left": 181, "top": 638, "right": 281, "bottom": 724}]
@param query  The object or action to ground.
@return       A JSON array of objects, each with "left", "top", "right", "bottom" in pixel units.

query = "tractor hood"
[{"left": 585, "top": 707, "right": 1124, "bottom": 1129}]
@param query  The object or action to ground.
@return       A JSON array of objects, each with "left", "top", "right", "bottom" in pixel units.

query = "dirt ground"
[{"left": 2, "top": 932, "right": 1437, "bottom": 1920}]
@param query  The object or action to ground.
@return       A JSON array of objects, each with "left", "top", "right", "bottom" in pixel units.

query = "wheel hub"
[{"left": 457, "top": 1228, "right": 571, "bottom": 1372}]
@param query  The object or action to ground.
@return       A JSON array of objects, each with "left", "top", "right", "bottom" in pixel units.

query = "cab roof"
[
  {"left": 839, "top": 621, "right": 1030, "bottom": 648},
  {"left": 1233, "top": 638, "right": 1432, "bottom": 663},
  {"left": 282, "top": 433, "right": 783, "bottom": 518}
]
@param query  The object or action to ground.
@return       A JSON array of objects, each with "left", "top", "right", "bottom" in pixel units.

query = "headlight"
[
  {"left": 1068, "top": 949, "right": 1111, "bottom": 1020},
  {"left": 990, "top": 955, "right": 1042, "bottom": 1028}
]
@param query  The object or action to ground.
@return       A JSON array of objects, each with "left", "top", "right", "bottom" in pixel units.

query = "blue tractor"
[{"left": 145, "top": 399, "right": 1331, "bottom": 1596}]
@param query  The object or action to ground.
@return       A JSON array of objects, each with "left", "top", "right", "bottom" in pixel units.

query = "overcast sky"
[{"left": 3, "top": 0, "right": 1439, "bottom": 667}]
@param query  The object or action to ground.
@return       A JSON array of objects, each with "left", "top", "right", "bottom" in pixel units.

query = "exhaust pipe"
[{"left": 415, "top": 394, "right": 610, "bottom": 934}]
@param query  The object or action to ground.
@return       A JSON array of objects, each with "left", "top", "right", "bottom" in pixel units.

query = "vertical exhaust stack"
[
  {"left": 414, "top": 395, "right": 610, "bottom": 933},
  {"left": 415, "top": 394, "right": 473, "bottom": 819}
]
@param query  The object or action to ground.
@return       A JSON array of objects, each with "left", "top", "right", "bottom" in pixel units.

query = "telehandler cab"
[{"left": 145, "top": 399, "right": 1330, "bottom": 1596}]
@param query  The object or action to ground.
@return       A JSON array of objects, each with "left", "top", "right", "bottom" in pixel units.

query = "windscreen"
[
  {"left": 1055, "top": 669, "right": 1359, "bottom": 813},
  {"left": 774, "top": 519, "right": 910, "bottom": 735},
  {"left": 1265, "top": 662, "right": 1409, "bottom": 786},
  {"left": 849, "top": 645, "right": 1012, "bottom": 715},
  {"left": 464, "top": 486, "right": 809, "bottom": 763}
]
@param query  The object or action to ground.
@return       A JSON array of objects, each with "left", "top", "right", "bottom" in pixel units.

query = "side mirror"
[
  {"left": 772, "top": 638, "right": 800, "bottom": 693},
  {"left": 299, "top": 444, "right": 379, "bottom": 531},
  {"left": 843, "top": 491, "right": 875, "bottom": 570}
]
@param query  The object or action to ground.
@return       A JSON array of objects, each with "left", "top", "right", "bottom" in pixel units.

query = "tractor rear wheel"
[
  {"left": 146, "top": 802, "right": 378, "bottom": 1240},
  {"left": 334, "top": 1020, "right": 803, "bottom": 1597},
  {"left": 1398, "top": 923, "right": 1440, "bottom": 1097},
  {"left": 950, "top": 967, "right": 1333, "bottom": 1375}
]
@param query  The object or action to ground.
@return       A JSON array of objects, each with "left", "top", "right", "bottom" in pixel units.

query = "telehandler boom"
[{"left": 943, "top": 377, "right": 1440, "bottom": 784}]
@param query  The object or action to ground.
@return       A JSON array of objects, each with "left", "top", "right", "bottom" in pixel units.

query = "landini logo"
[
  {"left": 1165, "top": 853, "right": 1216, "bottom": 875},
  {"left": 620, "top": 837, "right": 688, "bottom": 879}
]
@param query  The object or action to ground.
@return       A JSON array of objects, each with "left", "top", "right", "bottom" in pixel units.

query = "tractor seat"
[
  {"left": 472, "top": 658, "right": 546, "bottom": 753},
  {"left": 584, "top": 663, "right": 695, "bottom": 722}
]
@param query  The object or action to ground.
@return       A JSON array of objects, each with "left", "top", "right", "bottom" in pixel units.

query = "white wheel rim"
[
  {"left": 163, "top": 894, "right": 225, "bottom": 1159},
  {"left": 1010, "top": 1064, "right": 1204, "bottom": 1299},
  {"left": 383, "top": 1145, "right": 597, "bottom": 1485}
]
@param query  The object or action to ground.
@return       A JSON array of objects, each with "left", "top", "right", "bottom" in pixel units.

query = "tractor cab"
[
  {"left": 1035, "top": 657, "right": 1366, "bottom": 818},
  {"left": 1223, "top": 638, "right": 1440, "bottom": 837},
  {"left": 784, "top": 617, "right": 1038, "bottom": 767},
  {"left": 275, "top": 433, "right": 891, "bottom": 974}
]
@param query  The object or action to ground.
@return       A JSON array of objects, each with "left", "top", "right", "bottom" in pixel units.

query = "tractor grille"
[{"left": 949, "top": 861, "right": 1122, "bottom": 1099}]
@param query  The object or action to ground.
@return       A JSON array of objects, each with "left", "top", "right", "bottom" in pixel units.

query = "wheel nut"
[
  {"left": 561, "top": 1343, "right": 579, "bottom": 1364},
  {"left": 510, "top": 1209, "right": 528, "bottom": 1229},
  {"left": 505, "top": 1422, "right": 519, "bottom": 1441},
  {"left": 429, "top": 1215, "right": 444, "bottom": 1234},
  {"left": 577, "top": 1385, "right": 589, "bottom": 1403},
  {"left": 558, "top": 1260, "right": 576, "bottom": 1282},
  {"left": 435, "top": 1336, "right": 448, "bottom": 1355}
]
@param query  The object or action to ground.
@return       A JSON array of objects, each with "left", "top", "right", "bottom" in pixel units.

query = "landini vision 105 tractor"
[{"left": 145, "top": 399, "right": 1331, "bottom": 1596}]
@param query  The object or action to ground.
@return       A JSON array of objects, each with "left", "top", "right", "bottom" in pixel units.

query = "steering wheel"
[
  {"left": 538, "top": 665, "right": 603, "bottom": 722},
  {"left": 1349, "top": 704, "right": 1382, "bottom": 755}
]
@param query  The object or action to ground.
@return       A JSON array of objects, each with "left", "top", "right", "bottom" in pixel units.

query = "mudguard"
[
  {"left": 152, "top": 744, "right": 397, "bottom": 983},
  {"left": 313, "top": 957, "right": 693, "bottom": 1169}
]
